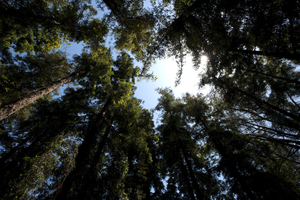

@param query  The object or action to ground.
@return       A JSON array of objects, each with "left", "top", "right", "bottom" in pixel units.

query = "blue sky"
[
  {"left": 64, "top": 41, "right": 210, "bottom": 119},
  {"left": 134, "top": 55, "right": 210, "bottom": 110},
  {"left": 61, "top": 0, "right": 211, "bottom": 123}
]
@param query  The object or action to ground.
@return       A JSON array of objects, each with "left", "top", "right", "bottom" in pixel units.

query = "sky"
[
  {"left": 134, "top": 55, "right": 210, "bottom": 110},
  {"left": 61, "top": 0, "right": 211, "bottom": 123},
  {"left": 64, "top": 41, "right": 210, "bottom": 106}
]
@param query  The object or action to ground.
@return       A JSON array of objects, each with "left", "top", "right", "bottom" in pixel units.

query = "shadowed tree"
[
  {"left": 0, "top": 0, "right": 104, "bottom": 53},
  {"left": 155, "top": 88, "right": 220, "bottom": 199}
]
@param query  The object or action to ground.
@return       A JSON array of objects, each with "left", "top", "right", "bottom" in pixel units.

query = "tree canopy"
[{"left": 1, "top": 0, "right": 300, "bottom": 199}]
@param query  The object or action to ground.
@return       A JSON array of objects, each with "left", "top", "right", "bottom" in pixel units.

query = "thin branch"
[{"left": 286, "top": 90, "right": 300, "bottom": 110}]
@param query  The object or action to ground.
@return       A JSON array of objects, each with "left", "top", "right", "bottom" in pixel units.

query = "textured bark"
[{"left": 0, "top": 70, "right": 85, "bottom": 121}]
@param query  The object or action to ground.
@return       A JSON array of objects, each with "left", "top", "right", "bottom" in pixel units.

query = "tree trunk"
[
  {"left": 77, "top": 117, "right": 115, "bottom": 199},
  {"left": 179, "top": 139, "right": 206, "bottom": 200},
  {"left": 179, "top": 156, "right": 196, "bottom": 200},
  {"left": 55, "top": 95, "right": 114, "bottom": 199},
  {"left": 0, "top": 70, "right": 85, "bottom": 121}
]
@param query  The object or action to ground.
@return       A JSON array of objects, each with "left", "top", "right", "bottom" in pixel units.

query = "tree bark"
[{"left": 0, "top": 70, "right": 85, "bottom": 121}]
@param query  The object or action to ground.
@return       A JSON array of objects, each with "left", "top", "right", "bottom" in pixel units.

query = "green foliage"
[
  {"left": 0, "top": 0, "right": 100, "bottom": 53},
  {"left": 0, "top": 50, "right": 71, "bottom": 106},
  {"left": 7, "top": 135, "right": 77, "bottom": 200},
  {"left": 154, "top": 88, "right": 300, "bottom": 199},
  {"left": 1, "top": 0, "right": 300, "bottom": 199}
]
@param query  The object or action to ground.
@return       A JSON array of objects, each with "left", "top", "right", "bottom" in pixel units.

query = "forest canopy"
[{"left": 1, "top": 0, "right": 300, "bottom": 199}]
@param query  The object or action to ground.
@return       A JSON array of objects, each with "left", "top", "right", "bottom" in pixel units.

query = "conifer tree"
[{"left": 1, "top": 0, "right": 300, "bottom": 199}]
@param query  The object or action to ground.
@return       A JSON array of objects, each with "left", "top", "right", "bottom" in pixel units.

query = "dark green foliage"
[
  {"left": 1, "top": 0, "right": 300, "bottom": 199},
  {"left": 208, "top": 129, "right": 300, "bottom": 199},
  {"left": 0, "top": 0, "right": 100, "bottom": 52},
  {"left": 0, "top": 50, "right": 71, "bottom": 106}
]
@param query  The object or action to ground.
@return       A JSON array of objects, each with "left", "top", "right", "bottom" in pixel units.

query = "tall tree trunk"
[
  {"left": 77, "top": 117, "right": 115, "bottom": 199},
  {"left": 179, "top": 155, "right": 196, "bottom": 200},
  {"left": 179, "top": 139, "right": 206, "bottom": 200},
  {"left": 55, "top": 95, "right": 114, "bottom": 199},
  {"left": 0, "top": 70, "right": 85, "bottom": 121}
]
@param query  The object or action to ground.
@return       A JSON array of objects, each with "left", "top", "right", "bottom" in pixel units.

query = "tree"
[
  {"left": 151, "top": 1, "right": 300, "bottom": 180},
  {"left": 199, "top": 54, "right": 300, "bottom": 147},
  {"left": 101, "top": 0, "right": 156, "bottom": 62},
  {"left": 0, "top": 51, "right": 70, "bottom": 105},
  {"left": 207, "top": 129, "right": 300, "bottom": 199},
  {"left": 0, "top": 92, "right": 84, "bottom": 199},
  {"left": 0, "top": 0, "right": 110, "bottom": 121},
  {"left": 147, "top": 0, "right": 300, "bottom": 79},
  {"left": 54, "top": 51, "right": 144, "bottom": 199},
  {"left": 0, "top": 68, "right": 85, "bottom": 121},
  {"left": 169, "top": 0, "right": 300, "bottom": 59},
  {"left": 0, "top": 0, "right": 103, "bottom": 52},
  {"left": 0, "top": 29, "right": 112, "bottom": 121},
  {"left": 0, "top": 41, "right": 113, "bottom": 198},
  {"left": 155, "top": 88, "right": 300, "bottom": 199},
  {"left": 155, "top": 88, "right": 220, "bottom": 199},
  {"left": 1, "top": 0, "right": 300, "bottom": 199}
]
